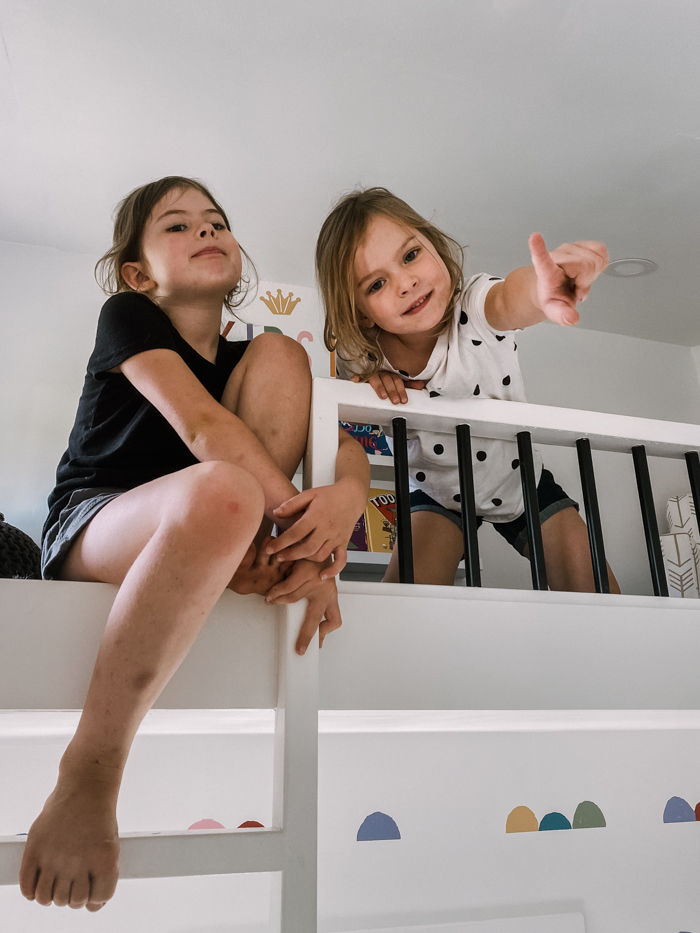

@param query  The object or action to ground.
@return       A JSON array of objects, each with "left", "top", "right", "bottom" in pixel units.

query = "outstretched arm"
[{"left": 485, "top": 233, "right": 609, "bottom": 332}]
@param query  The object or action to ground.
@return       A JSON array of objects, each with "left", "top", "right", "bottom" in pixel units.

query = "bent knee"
[
  {"left": 249, "top": 332, "right": 310, "bottom": 372},
  {"left": 172, "top": 461, "right": 265, "bottom": 530}
]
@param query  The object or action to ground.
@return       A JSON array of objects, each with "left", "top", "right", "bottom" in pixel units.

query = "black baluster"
[
  {"left": 684, "top": 451, "right": 700, "bottom": 535},
  {"left": 392, "top": 417, "right": 414, "bottom": 584},
  {"left": 575, "top": 438, "right": 610, "bottom": 594},
  {"left": 516, "top": 431, "right": 548, "bottom": 590},
  {"left": 456, "top": 424, "right": 481, "bottom": 587},
  {"left": 631, "top": 445, "right": 668, "bottom": 597}
]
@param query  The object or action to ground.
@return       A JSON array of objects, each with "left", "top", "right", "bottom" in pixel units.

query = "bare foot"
[{"left": 19, "top": 758, "right": 121, "bottom": 910}]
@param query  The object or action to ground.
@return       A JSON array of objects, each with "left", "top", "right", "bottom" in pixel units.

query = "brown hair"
[
  {"left": 316, "top": 187, "right": 464, "bottom": 378},
  {"left": 95, "top": 175, "right": 256, "bottom": 313}
]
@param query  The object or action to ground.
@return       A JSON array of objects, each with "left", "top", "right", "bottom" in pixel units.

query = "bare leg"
[
  {"left": 222, "top": 332, "right": 311, "bottom": 483},
  {"left": 525, "top": 506, "right": 621, "bottom": 594},
  {"left": 383, "top": 511, "right": 464, "bottom": 585},
  {"left": 20, "top": 460, "right": 264, "bottom": 911}
]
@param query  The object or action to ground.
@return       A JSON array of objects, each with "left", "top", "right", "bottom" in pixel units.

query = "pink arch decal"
[{"left": 297, "top": 331, "right": 313, "bottom": 368}]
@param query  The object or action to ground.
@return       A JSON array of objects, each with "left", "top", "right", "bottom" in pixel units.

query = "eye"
[
  {"left": 212, "top": 222, "right": 227, "bottom": 231},
  {"left": 166, "top": 223, "right": 187, "bottom": 232},
  {"left": 405, "top": 247, "right": 420, "bottom": 263},
  {"left": 368, "top": 279, "right": 385, "bottom": 294}
]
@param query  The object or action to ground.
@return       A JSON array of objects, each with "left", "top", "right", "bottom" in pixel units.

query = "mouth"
[
  {"left": 193, "top": 246, "right": 225, "bottom": 258},
  {"left": 402, "top": 291, "right": 432, "bottom": 316}
]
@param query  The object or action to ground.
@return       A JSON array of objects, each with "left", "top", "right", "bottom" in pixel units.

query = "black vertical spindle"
[
  {"left": 456, "top": 424, "right": 481, "bottom": 587},
  {"left": 631, "top": 445, "right": 668, "bottom": 597},
  {"left": 392, "top": 417, "right": 414, "bottom": 584},
  {"left": 684, "top": 451, "right": 700, "bottom": 534},
  {"left": 575, "top": 438, "right": 610, "bottom": 594},
  {"left": 516, "top": 431, "right": 548, "bottom": 590}
]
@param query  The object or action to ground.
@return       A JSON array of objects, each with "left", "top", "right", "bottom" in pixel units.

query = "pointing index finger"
[{"left": 528, "top": 232, "right": 559, "bottom": 279}]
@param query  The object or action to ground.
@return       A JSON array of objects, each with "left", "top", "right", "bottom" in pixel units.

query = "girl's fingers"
[
  {"left": 318, "top": 600, "right": 342, "bottom": 648},
  {"left": 272, "top": 532, "right": 328, "bottom": 563},
  {"left": 267, "top": 518, "right": 315, "bottom": 554},
  {"left": 528, "top": 232, "right": 560, "bottom": 284},
  {"left": 368, "top": 374, "right": 389, "bottom": 400},
  {"left": 273, "top": 489, "right": 313, "bottom": 518},
  {"left": 544, "top": 298, "right": 579, "bottom": 327},
  {"left": 383, "top": 373, "right": 407, "bottom": 404},
  {"left": 321, "top": 546, "right": 347, "bottom": 579},
  {"left": 267, "top": 577, "right": 318, "bottom": 605},
  {"left": 404, "top": 379, "right": 426, "bottom": 390}
]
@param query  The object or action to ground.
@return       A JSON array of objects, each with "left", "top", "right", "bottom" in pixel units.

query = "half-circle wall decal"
[
  {"left": 695, "top": 802, "right": 700, "bottom": 821},
  {"left": 573, "top": 801, "right": 606, "bottom": 829},
  {"left": 506, "top": 806, "right": 539, "bottom": 833},
  {"left": 357, "top": 811, "right": 401, "bottom": 841},
  {"left": 539, "top": 812, "right": 572, "bottom": 831},
  {"left": 238, "top": 820, "right": 264, "bottom": 828},
  {"left": 663, "top": 797, "right": 696, "bottom": 823},
  {"left": 188, "top": 818, "right": 225, "bottom": 830}
]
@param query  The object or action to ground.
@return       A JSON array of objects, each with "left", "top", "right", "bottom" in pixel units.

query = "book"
[{"left": 340, "top": 421, "right": 392, "bottom": 456}]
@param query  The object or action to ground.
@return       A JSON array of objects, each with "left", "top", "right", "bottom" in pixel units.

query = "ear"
[{"left": 121, "top": 261, "right": 156, "bottom": 293}]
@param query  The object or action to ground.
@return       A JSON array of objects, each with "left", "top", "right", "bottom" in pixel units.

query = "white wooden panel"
[
  {"left": 338, "top": 916, "right": 585, "bottom": 933},
  {"left": 0, "top": 580, "right": 278, "bottom": 709},
  {"left": 316, "top": 377, "right": 700, "bottom": 459},
  {"left": 319, "top": 582, "right": 700, "bottom": 710}
]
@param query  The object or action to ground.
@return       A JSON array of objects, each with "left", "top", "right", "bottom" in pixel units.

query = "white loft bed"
[{"left": 1, "top": 378, "right": 700, "bottom": 932}]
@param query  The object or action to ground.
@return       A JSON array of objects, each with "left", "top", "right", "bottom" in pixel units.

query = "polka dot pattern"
[
  {"left": 416, "top": 471, "right": 426, "bottom": 482},
  {"left": 473, "top": 384, "right": 480, "bottom": 396},
  {"left": 460, "top": 311, "right": 468, "bottom": 325},
  {"left": 476, "top": 450, "right": 487, "bottom": 461},
  {"left": 429, "top": 390, "right": 441, "bottom": 398},
  {"left": 433, "top": 444, "right": 444, "bottom": 455},
  {"left": 496, "top": 335, "right": 505, "bottom": 341},
  {"left": 502, "top": 375, "right": 511, "bottom": 386},
  {"left": 512, "top": 459, "right": 520, "bottom": 469},
  {"left": 492, "top": 498, "right": 502, "bottom": 507},
  {"left": 453, "top": 494, "right": 461, "bottom": 503},
  {"left": 472, "top": 339, "right": 482, "bottom": 346},
  {"left": 399, "top": 370, "right": 409, "bottom": 377}
]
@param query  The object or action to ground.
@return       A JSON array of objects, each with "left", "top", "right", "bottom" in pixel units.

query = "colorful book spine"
[{"left": 340, "top": 421, "right": 392, "bottom": 456}]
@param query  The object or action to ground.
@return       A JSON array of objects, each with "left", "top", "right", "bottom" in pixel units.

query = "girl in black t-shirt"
[{"left": 22, "top": 176, "right": 370, "bottom": 912}]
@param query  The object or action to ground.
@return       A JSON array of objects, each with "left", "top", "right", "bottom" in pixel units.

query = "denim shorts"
[
  {"left": 41, "top": 487, "right": 126, "bottom": 580},
  {"left": 409, "top": 468, "right": 578, "bottom": 556}
]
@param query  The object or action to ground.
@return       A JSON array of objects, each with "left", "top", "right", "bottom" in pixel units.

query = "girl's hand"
[
  {"left": 265, "top": 558, "right": 342, "bottom": 653},
  {"left": 227, "top": 538, "right": 292, "bottom": 596},
  {"left": 267, "top": 476, "right": 367, "bottom": 576},
  {"left": 351, "top": 372, "right": 427, "bottom": 405},
  {"left": 528, "top": 233, "right": 609, "bottom": 327}
]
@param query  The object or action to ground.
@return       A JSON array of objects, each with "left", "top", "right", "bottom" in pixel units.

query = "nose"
[
  {"left": 199, "top": 224, "right": 215, "bottom": 238},
  {"left": 398, "top": 269, "right": 418, "bottom": 295}
]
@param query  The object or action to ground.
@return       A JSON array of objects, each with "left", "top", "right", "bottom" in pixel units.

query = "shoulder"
[
  {"left": 90, "top": 292, "right": 179, "bottom": 377},
  {"left": 455, "top": 274, "right": 506, "bottom": 337}
]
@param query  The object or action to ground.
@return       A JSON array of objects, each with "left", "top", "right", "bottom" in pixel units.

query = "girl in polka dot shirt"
[{"left": 316, "top": 187, "right": 620, "bottom": 593}]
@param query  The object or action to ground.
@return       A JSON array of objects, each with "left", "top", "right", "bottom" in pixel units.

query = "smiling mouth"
[
  {"left": 193, "top": 247, "right": 225, "bottom": 257},
  {"left": 403, "top": 291, "right": 432, "bottom": 315}
]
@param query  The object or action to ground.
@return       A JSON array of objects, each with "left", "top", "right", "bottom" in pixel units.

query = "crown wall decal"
[{"left": 260, "top": 289, "right": 302, "bottom": 315}]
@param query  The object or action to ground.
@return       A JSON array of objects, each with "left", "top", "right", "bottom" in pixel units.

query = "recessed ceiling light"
[{"left": 603, "top": 258, "right": 658, "bottom": 277}]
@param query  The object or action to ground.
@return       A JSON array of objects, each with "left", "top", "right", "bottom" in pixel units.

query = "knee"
[
  {"left": 249, "top": 333, "right": 311, "bottom": 378},
  {"left": 170, "top": 461, "right": 264, "bottom": 539}
]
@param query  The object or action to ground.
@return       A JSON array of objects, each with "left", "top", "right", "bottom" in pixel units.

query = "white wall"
[{"left": 2, "top": 241, "right": 699, "bottom": 599}]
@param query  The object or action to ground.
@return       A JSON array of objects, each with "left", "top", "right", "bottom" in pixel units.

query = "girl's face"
[
  {"left": 126, "top": 187, "right": 242, "bottom": 304},
  {"left": 353, "top": 214, "right": 452, "bottom": 338}
]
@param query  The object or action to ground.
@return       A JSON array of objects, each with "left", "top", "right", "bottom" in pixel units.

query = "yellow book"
[{"left": 365, "top": 488, "right": 397, "bottom": 552}]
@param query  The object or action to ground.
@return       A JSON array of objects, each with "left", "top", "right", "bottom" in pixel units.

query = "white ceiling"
[{"left": 1, "top": 0, "right": 699, "bottom": 345}]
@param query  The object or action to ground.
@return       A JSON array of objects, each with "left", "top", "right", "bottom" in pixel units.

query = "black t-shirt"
[{"left": 43, "top": 292, "right": 248, "bottom": 539}]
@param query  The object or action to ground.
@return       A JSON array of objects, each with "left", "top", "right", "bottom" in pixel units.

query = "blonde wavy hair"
[
  {"left": 95, "top": 175, "right": 256, "bottom": 314},
  {"left": 316, "top": 187, "right": 464, "bottom": 378}
]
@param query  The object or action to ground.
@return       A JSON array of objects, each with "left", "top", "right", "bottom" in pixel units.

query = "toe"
[
  {"left": 69, "top": 875, "right": 90, "bottom": 909},
  {"left": 52, "top": 875, "right": 72, "bottom": 908},
  {"left": 34, "top": 869, "right": 55, "bottom": 907}
]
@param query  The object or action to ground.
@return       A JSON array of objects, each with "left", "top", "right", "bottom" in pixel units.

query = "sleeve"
[
  {"left": 88, "top": 293, "right": 180, "bottom": 378},
  {"left": 335, "top": 353, "right": 366, "bottom": 382},
  {"left": 460, "top": 272, "right": 511, "bottom": 340}
]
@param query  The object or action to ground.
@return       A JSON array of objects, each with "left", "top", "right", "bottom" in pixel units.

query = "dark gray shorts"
[{"left": 41, "top": 487, "right": 125, "bottom": 580}]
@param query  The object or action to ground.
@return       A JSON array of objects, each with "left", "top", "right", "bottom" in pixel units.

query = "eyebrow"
[
  {"left": 156, "top": 207, "right": 223, "bottom": 222},
  {"left": 357, "top": 234, "right": 418, "bottom": 288}
]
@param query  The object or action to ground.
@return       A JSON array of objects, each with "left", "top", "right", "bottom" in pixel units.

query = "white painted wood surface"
[{"left": 0, "top": 585, "right": 319, "bottom": 933}]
